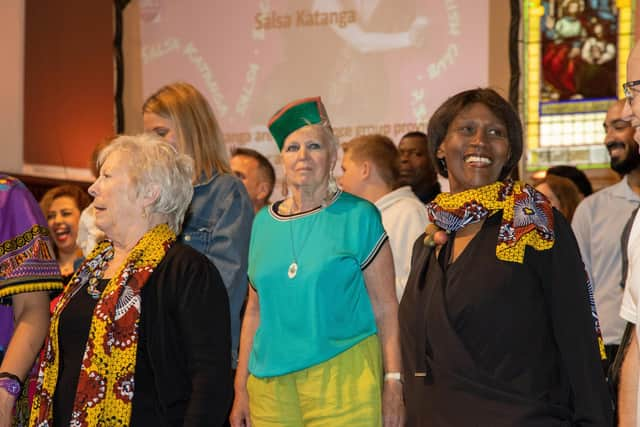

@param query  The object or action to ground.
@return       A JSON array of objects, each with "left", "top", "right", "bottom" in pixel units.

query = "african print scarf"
[
  {"left": 426, "top": 180, "right": 554, "bottom": 264},
  {"left": 30, "top": 223, "right": 175, "bottom": 427}
]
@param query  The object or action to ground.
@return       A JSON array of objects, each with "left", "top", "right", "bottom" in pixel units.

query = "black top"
[
  {"left": 52, "top": 243, "right": 232, "bottom": 426},
  {"left": 399, "top": 210, "right": 613, "bottom": 426},
  {"left": 54, "top": 278, "right": 109, "bottom": 426}
]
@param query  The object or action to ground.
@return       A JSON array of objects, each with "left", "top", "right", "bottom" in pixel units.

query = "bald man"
[{"left": 618, "top": 42, "right": 640, "bottom": 426}]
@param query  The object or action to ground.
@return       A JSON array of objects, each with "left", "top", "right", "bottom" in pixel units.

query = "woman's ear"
[
  {"left": 436, "top": 145, "right": 445, "bottom": 159},
  {"left": 142, "top": 184, "right": 161, "bottom": 208}
]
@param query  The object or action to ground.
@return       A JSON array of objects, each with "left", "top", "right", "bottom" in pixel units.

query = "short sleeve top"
[{"left": 248, "top": 191, "right": 387, "bottom": 377}]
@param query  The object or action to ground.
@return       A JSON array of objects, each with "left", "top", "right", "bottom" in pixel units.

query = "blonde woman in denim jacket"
[{"left": 143, "top": 82, "right": 254, "bottom": 370}]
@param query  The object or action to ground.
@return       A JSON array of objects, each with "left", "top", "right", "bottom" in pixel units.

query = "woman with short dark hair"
[
  {"left": 40, "top": 185, "right": 91, "bottom": 284},
  {"left": 399, "top": 88, "right": 612, "bottom": 426}
]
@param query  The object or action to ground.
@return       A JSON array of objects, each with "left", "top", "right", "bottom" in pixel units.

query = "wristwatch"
[{"left": 0, "top": 373, "right": 21, "bottom": 398}]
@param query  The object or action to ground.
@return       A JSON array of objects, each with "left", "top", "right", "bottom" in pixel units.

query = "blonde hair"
[
  {"left": 143, "top": 82, "right": 230, "bottom": 181},
  {"left": 97, "top": 134, "right": 195, "bottom": 234},
  {"left": 342, "top": 134, "right": 400, "bottom": 188}
]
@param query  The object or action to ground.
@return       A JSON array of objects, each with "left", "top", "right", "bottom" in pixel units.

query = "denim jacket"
[{"left": 180, "top": 172, "right": 254, "bottom": 367}]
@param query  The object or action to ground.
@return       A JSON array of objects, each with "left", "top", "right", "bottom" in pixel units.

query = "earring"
[
  {"left": 281, "top": 176, "right": 288, "bottom": 197},
  {"left": 438, "top": 158, "right": 448, "bottom": 174}
]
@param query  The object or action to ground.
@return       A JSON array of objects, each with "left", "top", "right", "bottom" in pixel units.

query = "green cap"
[{"left": 268, "top": 97, "right": 332, "bottom": 150}]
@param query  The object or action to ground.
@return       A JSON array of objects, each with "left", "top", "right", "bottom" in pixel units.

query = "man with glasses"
[
  {"left": 572, "top": 99, "right": 640, "bottom": 375},
  {"left": 619, "top": 42, "right": 640, "bottom": 427}
]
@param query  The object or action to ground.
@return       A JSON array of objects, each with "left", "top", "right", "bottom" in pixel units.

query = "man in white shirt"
[
  {"left": 618, "top": 41, "right": 640, "bottom": 426},
  {"left": 340, "top": 134, "right": 429, "bottom": 301},
  {"left": 572, "top": 99, "right": 640, "bottom": 371}
]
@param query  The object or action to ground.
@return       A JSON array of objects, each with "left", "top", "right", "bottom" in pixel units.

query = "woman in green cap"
[{"left": 231, "top": 97, "right": 404, "bottom": 427}]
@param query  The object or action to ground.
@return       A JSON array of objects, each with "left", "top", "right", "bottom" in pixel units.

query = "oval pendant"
[{"left": 288, "top": 262, "right": 298, "bottom": 279}]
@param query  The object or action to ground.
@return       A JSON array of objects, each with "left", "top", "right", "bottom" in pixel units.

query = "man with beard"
[
  {"left": 397, "top": 131, "right": 442, "bottom": 203},
  {"left": 572, "top": 98, "right": 640, "bottom": 372}
]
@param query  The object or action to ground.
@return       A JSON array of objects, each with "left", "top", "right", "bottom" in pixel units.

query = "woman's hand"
[
  {"left": 382, "top": 379, "right": 405, "bottom": 427},
  {"left": 229, "top": 388, "right": 252, "bottom": 427}
]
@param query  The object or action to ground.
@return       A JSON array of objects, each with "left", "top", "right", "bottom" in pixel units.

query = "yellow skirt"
[{"left": 247, "top": 334, "right": 382, "bottom": 427}]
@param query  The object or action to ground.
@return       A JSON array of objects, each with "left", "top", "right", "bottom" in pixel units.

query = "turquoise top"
[{"left": 248, "top": 191, "right": 387, "bottom": 377}]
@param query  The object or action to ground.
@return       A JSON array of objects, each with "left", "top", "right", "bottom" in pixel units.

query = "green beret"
[{"left": 268, "top": 97, "right": 332, "bottom": 150}]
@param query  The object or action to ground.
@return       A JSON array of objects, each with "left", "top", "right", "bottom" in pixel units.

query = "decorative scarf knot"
[{"left": 426, "top": 180, "right": 555, "bottom": 263}]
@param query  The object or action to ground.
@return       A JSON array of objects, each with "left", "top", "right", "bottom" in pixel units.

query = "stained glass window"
[{"left": 524, "top": 0, "right": 634, "bottom": 172}]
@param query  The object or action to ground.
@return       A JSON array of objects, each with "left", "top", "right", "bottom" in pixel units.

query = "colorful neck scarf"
[
  {"left": 30, "top": 223, "right": 176, "bottom": 426},
  {"left": 426, "top": 180, "right": 555, "bottom": 264}
]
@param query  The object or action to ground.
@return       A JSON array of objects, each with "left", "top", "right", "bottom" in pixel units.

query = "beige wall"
[
  {"left": 123, "top": 0, "right": 143, "bottom": 134},
  {"left": 488, "top": 0, "right": 511, "bottom": 99}
]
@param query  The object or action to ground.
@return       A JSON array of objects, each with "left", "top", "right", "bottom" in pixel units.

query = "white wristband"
[{"left": 384, "top": 372, "right": 403, "bottom": 383}]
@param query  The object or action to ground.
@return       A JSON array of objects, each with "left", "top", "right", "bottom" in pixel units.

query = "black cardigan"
[
  {"left": 399, "top": 211, "right": 613, "bottom": 426},
  {"left": 131, "top": 243, "right": 232, "bottom": 426}
]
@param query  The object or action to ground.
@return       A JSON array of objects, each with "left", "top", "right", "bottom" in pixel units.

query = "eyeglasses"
[{"left": 623, "top": 80, "right": 640, "bottom": 104}]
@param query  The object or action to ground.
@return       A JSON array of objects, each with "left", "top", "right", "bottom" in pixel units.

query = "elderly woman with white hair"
[
  {"left": 29, "top": 134, "right": 232, "bottom": 426},
  {"left": 231, "top": 97, "right": 404, "bottom": 427}
]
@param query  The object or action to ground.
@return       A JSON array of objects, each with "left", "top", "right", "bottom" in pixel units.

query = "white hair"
[{"left": 97, "top": 134, "right": 194, "bottom": 234}]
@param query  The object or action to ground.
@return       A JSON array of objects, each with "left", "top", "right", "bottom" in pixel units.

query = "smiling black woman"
[{"left": 399, "top": 88, "right": 613, "bottom": 426}]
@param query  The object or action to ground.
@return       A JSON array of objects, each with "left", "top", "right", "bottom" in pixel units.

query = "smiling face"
[
  {"left": 281, "top": 125, "right": 336, "bottom": 192},
  {"left": 623, "top": 45, "right": 640, "bottom": 143},
  {"left": 604, "top": 101, "right": 640, "bottom": 175},
  {"left": 436, "top": 102, "right": 511, "bottom": 193},
  {"left": 88, "top": 151, "right": 146, "bottom": 240},
  {"left": 47, "top": 196, "right": 81, "bottom": 254},
  {"left": 143, "top": 112, "right": 178, "bottom": 148}
]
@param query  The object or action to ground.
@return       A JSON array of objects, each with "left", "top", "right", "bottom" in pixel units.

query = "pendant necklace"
[
  {"left": 288, "top": 220, "right": 307, "bottom": 279},
  {"left": 284, "top": 198, "right": 313, "bottom": 280},
  {"left": 283, "top": 191, "right": 335, "bottom": 279}
]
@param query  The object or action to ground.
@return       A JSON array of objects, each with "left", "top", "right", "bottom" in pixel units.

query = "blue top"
[
  {"left": 179, "top": 171, "right": 254, "bottom": 368},
  {"left": 248, "top": 191, "right": 387, "bottom": 377}
]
